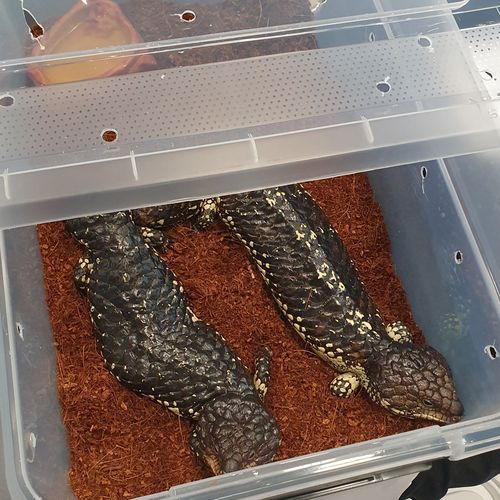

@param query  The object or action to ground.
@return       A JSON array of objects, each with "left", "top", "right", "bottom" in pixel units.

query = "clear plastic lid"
[
  {"left": 2, "top": 0, "right": 470, "bottom": 65},
  {"left": 3, "top": 0, "right": 499, "bottom": 230}
]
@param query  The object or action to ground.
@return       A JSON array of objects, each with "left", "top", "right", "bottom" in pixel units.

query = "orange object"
[{"left": 28, "top": 0, "right": 156, "bottom": 85}]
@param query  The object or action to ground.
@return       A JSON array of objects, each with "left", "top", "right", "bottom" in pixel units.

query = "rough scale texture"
[
  {"left": 64, "top": 212, "right": 279, "bottom": 476},
  {"left": 218, "top": 184, "right": 463, "bottom": 423},
  {"left": 38, "top": 175, "right": 434, "bottom": 499}
]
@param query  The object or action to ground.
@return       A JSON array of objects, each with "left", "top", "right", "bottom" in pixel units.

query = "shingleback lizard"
[
  {"left": 217, "top": 184, "right": 463, "bottom": 424},
  {"left": 134, "top": 184, "right": 464, "bottom": 424},
  {"left": 65, "top": 211, "right": 280, "bottom": 475}
]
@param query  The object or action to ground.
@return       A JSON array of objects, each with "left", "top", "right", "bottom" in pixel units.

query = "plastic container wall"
[
  {"left": 369, "top": 161, "right": 500, "bottom": 424},
  {"left": 0, "top": 227, "right": 71, "bottom": 499},
  {"left": 1, "top": 0, "right": 469, "bottom": 62},
  {"left": 445, "top": 151, "right": 500, "bottom": 293},
  {"left": 0, "top": 157, "right": 499, "bottom": 499}
]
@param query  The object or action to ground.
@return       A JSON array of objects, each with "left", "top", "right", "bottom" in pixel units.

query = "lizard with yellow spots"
[
  {"left": 137, "top": 184, "right": 463, "bottom": 424},
  {"left": 217, "top": 184, "right": 463, "bottom": 424},
  {"left": 65, "top": 211, "right": 280, "bottom": 475}
]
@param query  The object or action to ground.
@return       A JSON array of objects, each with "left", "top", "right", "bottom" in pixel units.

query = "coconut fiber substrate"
[{"left": 37, "top": 174, "right": 431, "bottom": 499}]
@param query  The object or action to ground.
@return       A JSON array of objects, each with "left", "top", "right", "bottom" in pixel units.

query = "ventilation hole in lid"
[
  {"left": 485, "top": 345, "right": 498, "bottom": 360},
  {"left": 376, "top": 81, "right": 391, "bottom": 94},
  {"left": 181, "top": 10, "right": 196, "bottom": 22},
  {"left": 30, "top": 23, "right": 44, "bottom": 38},
  {"left": 480, "top": 70, "right": 494, "bottom": 81},
  {"left": 421, "top": 166, "right": 428, "bottom": 179},
  {"left": 454, "top": 250, "right": 463, "bottom": 264},
  {"left": 417, "top": 35, "right": 432, "bottom": 48},
  {"left": 16, "top": 322, "right": 24, "bottom": 340},
  {"left": 23, "top": 8, "right": 44, "bottom": 39},
  {"left": 368, "top": 32, "right": 376, "bottom": 42},
  {"left": 101, "top": 129, "right": 118, "bottom": 142},
  {"left": 0, "top": 95, "right": 14, "bottom": 107},
  {"left": 26, "top": 432, "right": 37, "bottom": 464}
]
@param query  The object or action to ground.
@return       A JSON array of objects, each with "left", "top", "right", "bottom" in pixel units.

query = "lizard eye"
[{"left": 423, "top": 399, "right": 434, "bottom": 408}]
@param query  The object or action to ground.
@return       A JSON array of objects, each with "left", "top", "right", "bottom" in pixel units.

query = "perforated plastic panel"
[
  {"left": 464, "top": 24, "right": 500, "bottom": 99},
  {"left": 0, "top": 31, "right": 480, "bottom": 163},
  {"left": 1, "top": 23, "right": 500, "bottom": 229}
]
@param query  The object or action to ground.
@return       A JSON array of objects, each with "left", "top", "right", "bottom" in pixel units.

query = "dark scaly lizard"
[
  {"left": 126, "top": 185, "right": 463, "bottom": 423},
  {"left": 217, "top": 185, "right": 463, "bottom": 424},
  {"left": 65, "top": 211, "right": 280, "bottom": 475}
]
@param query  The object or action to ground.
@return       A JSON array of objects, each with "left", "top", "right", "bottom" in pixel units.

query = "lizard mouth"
[
  {"left": 415, "top": 399, "right": 464, "bottom": 424},
  {"left": 201, "top": 453, "right": 223, "bottom": 475},
  {"left": 413, "top": 411, "right": 462, "bottom": 424},
  {"left": 379, "top": 399, "right": 463, "bottom": 424}
]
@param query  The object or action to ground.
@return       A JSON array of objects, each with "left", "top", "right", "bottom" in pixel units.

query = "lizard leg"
[
  {"left": 253, "top": 346, "right": 273, "bottom": 401},
  {"left": 329, "top": 372, "right": 361, "bottom": 398},
  {"left": 140, "top": 226, "right": 170, "bottom": 253},
  {"left": 386, "top": 321, "right": 413, "bottom": 344},
  {"left": 193, "top": 198, "right": 219, "bottom": 230}
]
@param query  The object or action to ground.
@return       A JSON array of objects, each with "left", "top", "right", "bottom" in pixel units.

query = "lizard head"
[
  {"left": 366, "top": 341, "right": 463, "bottom": 424},
  {"left": 190, "top": 393, "right": 280, "bottom": 475}
]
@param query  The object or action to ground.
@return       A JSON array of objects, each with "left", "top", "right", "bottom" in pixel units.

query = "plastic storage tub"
[
  {"left": 1, "top": 0, "right": 500, "bottom": 228},
  {"left": 0, "top": 154, "right": 499, "bottom": 499},
  {"left": 1, "top": 1, "right": 500, "bottom": 499}
]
